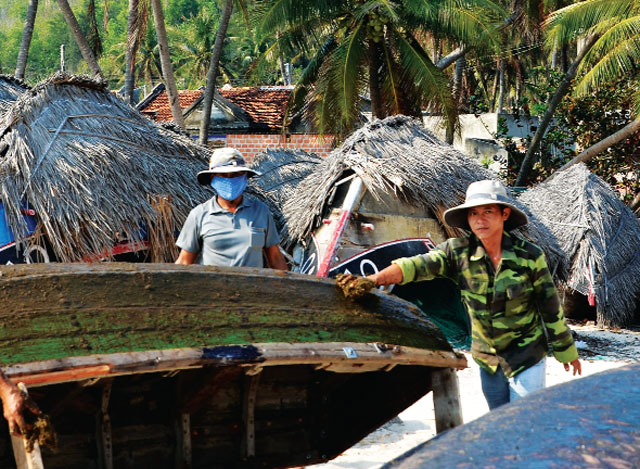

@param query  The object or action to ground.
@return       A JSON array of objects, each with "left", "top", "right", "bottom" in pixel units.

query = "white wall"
[{"left": 422, "top": 113, "right": 540, "bottom": 174}]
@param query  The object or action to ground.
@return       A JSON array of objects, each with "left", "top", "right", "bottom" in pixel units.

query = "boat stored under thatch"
[
  {"left": 0, "top": 263, "right": 466, "bottom": 468},
  {"left": 519, "top": 163, "right": 640, "bottom": 327},
  {"left": 247, "top": 148, "right": 323, "bottom": 244},
  {"left": 282, "top": 115, "right": 566, "bottom": 274},
  {"left": 0, "top": 73, "right": 211, "bottom": 262}
]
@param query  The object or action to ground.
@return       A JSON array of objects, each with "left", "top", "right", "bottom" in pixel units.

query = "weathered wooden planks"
[
  {"left": 0, "top": 263, "right": 467, "bottom": 468},
  {"left": 0, "top": 263, "right": 451, "bottom": 367}
]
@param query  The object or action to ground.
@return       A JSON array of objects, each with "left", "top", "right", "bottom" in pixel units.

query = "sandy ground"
[{"left": 310, "top": 324, "right": 640, "bottom": 468}]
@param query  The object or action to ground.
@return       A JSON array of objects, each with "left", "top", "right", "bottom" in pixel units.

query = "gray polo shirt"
[{"left": 176, "top": 196, "right": 280, "bottom": 267}]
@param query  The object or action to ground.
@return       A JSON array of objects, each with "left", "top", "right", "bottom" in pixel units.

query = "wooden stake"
[
  {"left": 175, "top": 413, "right": 192, "bottom": 469},
  {"left": 241, "top": 371, "right": 261, "bottom": 458},
  {"left": 96, "top": 381, "right": 113, "bottom": 469},
  {"left": 10, "top": 383, "right": 44, "bottom": 469},
  {"left": 432, "top": 367, "right": 463, "bottom": 433}
]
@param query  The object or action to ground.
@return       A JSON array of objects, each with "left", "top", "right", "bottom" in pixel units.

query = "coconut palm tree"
[
  {"left": 150, "top": 0, "right": 186, "bottom": 128},
  {"left": 15, "top": 0, "right": 38, "bottom": 79},
  {"left": 124, "top": 0, "right": 148, "bottom": 104},
  {"left": 86, "top": 0, "right": 103, "bottom": 58},
  {"left": 57, "top": 0, "right": 103, "bottom": 78},
  {"left": 199, "top": 0, "right": 249, "bottom": 145},
  {"left": 256, "top": 0, "right": 504, "bottom": 137},
  {"left": 546, "top": 0, "right": 640, "bottom": 110},
  {"left": 173, "top": 8, "right": 219, "bottom": 86},
  {"left": 516, "top": 0, "right": 637, "bottom": 184}
]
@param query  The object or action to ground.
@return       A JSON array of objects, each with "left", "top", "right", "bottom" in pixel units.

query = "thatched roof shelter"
[
  {"left": 0, "top": 75, "right": 29, "bottom": 114},
  {"left": 282, "top": 115, "right": 565, "bottom": 273},
  {"left": 247, "top": 148, "right": 322, "bottom": 242},
  {"left": 519, "top": 163, "right": 640, "bottom": 327},
  {"left": 0, "top": 73, "right": 211, "bottom": 262}
]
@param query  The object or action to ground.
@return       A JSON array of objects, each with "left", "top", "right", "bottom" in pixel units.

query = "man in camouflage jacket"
[{"left": 341, "top": 180, "right": 581, "bottom": 409}]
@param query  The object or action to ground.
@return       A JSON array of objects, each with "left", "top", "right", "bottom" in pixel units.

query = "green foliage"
[
  {"left": 559, "top": 78, "right": 640, "bottom": 200},
  {"left": 0, "top": 0, "right": 264, "bottom": 89},
  {"left": 498, "top": 72, "right": 640, "bottom": 198},
  {"left": 166, "top": 0, "right": 205, "bottom": 25},
  {"left": 495, "top": 83, "right": 574, "bottom": 186},
  {"left": 0, "top": 1, "right": 81, "bottom": 79},
  {"left": 253, "top": 0, "right": 506, "bottom": 135},
  {"left": 546, "top": 0, "right": 640, "bottom": 117}
]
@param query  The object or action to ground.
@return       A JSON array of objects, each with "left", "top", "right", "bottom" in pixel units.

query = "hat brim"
[
  {"left": 443, "top": 198, "right": 528, "bottom": 231},
  {"left": 197, "top": 166, "right": 261, "bottom": 185}
]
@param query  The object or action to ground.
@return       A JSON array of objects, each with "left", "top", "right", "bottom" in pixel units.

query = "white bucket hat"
[
  {"left": 443, "top": 180, "right": 528, "bottom": 231},
  {"left": 197, "top": 147, "right": 261, "bottom": 185}
]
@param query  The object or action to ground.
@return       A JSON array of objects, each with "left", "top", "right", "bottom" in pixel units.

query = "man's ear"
[{"left": 502, "top": 206, "right": 511, "bottom": 220}]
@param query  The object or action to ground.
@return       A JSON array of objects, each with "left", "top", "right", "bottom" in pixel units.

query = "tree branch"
[{"left": 514, "top": 34, "right": 598, "bottom": 186}]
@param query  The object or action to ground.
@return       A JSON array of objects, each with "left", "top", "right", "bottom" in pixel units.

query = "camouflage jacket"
[{"left": 392, "top": 231, "right": 578, "bottom": 378}]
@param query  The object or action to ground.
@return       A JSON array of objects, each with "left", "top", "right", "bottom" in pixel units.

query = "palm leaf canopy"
[
  {"left": 282, "top": 115, "right": 565, "bottom": 273},
  {"left": 545, "top": 0, "right": 640, "bottom": 112},
  {"left": 519, "top": 163, "right": 640, "bottom": 328},
  {"left": 247, "top": 148, "right": 323, "bottom": 242},
  {"left": 256, "top": 0, "right": 505, "bottom": 137},
  {"left": 0, "top": 73, "right": 211, "bottom": 262}
]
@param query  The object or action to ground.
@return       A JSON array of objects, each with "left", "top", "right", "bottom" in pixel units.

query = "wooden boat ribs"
[{"left": 0, "top": 264, "right": 466, "bottom": 468}]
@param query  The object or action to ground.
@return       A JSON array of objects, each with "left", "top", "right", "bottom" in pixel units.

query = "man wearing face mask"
[{"left": 175, "top": 147, "right": 287, "bottom": 270}]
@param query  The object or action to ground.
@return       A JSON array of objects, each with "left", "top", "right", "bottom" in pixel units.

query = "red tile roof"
[
  {"left": 140, "top": 89, "right": 203, "bottom": 122},
  {"left": 140, "top": 86, "right": 293, "bottom": 131}
]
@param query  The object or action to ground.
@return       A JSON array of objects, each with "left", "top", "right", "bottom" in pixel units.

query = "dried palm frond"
[
  {"left": 0, "top": 73, "right": 210, "bottom": 262},
  {"left": 0, "top": 74, "right": 29, "bottom": 116},
  {"left": 519, "top": 163, "right": 640, "bottom": 328},
  {"left": 247, "top": 148, "right": 323, "bottom": 245},
  {"left": 147, "top": 195, "right": 180, "bottom": 263}
]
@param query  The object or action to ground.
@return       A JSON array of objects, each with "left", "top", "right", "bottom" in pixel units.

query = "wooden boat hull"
[{"left": 0, "top": 263, "right": 465, "bottom": 468}]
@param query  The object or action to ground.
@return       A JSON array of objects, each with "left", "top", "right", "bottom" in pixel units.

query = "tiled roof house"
[{"left": 137, "top": 84, "right": 335, "bottom": 160}]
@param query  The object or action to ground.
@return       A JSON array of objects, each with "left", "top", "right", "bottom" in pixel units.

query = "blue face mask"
[{"left": 211, "top": 174, "right": 248, "bottom": 201}]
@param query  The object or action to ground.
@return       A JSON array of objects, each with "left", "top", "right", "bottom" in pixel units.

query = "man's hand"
[
  {"left": 563, "top": 358, "right": 582, "bottom": 376},
  {"left": 336, "top": 273, "right": 376, "bottom": 299}
]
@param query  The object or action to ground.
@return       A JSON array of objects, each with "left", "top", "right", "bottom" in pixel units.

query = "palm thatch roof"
[
  {"left": 519, "top": 163, "right": 640, "bottom": 327},
  {"left": 247, "top": 148, "right": 322, "bottom": 242},
  {"left": 0, "top": 75, "right": 29, "bottom": 114},
  {"left": 0, "top": 73, "right": 211, "bottom": 262},
  {"left": 282, "top": 115, "right": 566, "bottom": 273}
]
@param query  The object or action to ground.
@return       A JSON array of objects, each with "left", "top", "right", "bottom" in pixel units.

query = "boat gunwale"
[{"left": 4, "top": 341, "right": 467, "bottom": 387}]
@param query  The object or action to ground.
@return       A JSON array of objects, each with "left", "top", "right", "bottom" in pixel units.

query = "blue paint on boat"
[{"left": 202, "top": 345, "right": 262, "bottom": 361}]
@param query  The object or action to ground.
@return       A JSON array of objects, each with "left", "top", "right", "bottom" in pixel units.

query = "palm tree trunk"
[
  {"left": 435, "top": 46, "right": 465, "bottom": 70},
  {"left": 369, "top": 41, "right": 384, "bottom": 119},
  {"left": 476, "top": 61, "right": 490, "bottom": 106},
  {"left": 496, "top": 58, "right": 505, "bottom": 113},
  {"left": 556, "top": 117, "right": 640, "bottom": 173},
  {"left": 15, "top": 0, "right": 38, "bottom": 79},
  {"left": 86, "top": 0, "right": 103, "bottom": 58},
  {"left": 276, "top": 32, "right": 290, "bottom": 86},
  {"left": 453, "top": 54, "right": 465, "bottom": 105},
  {"left": 57, "top": 0, "right": 103, "bottom": 78},
  {"left": 490, "top": 63, "right": 499, "bottom": 111},
  {"left": 515, "top": 34, "right": 599, "bottom": 186},
  {"left": 125, "top": 0, "right": 141, "bottom": 104},
  {"left": 551, "top": 47, "right": 559, "bottom": 69},
  {"left": 199, "top": 0, "right": 234, "bottom": 145},
  {"left": 150, "top": 0, "right": 185, "bottom": 129}
]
